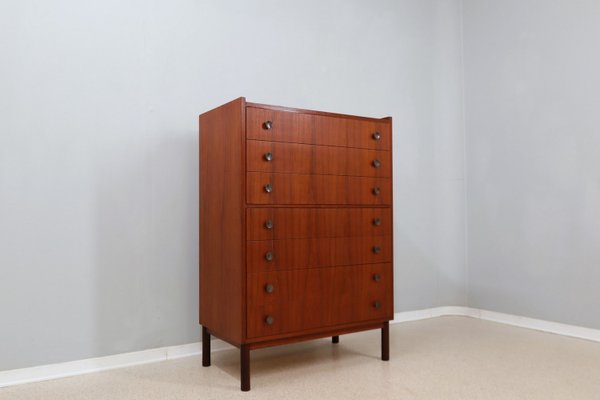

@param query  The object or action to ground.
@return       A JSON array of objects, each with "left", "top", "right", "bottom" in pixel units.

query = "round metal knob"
[
  {"left": 263, "top": 120, "right": 273, "bottom": 130},
  {"left": 373, "top": 273, "right": 382, "bottom": 282},
  {"left": 373, "top": 218, "right": 382, "bottom": 226},
  {"left": 264, "top": 183, "right": 273, "bottom": 193},
  {"left": 265, "top": 283, "right": 274, "bottom": 293},
  {"left": 372, "top": 132, "right": 381, "bottom": 141},
  {"left": 265, "top": 315, "right": 274, "bottom": 325},
  {"left": 264, "top": 220, "right": 274, "bottom": 230},
  {"left": 372, "top": 246, "right": 381, "bottom": 254},
  {"left": 265, "top": 251, "right": 274, "bottom": 262},
  {"left": 373, "top": 301, "right": 382, "bottom": 310},
  {"left": 264, "top": 152, "right": 273, "bottom": 161},
  {"left": 372, "top": 187, "right": 381, "bottom": 196},
  {"left": 372, "top": 159, "right": 381, "bottom": 168}
]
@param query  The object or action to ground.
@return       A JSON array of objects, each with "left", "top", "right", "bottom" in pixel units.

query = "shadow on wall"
[{"left": 92, "top": 129, "right": 200, "bottom": 357}]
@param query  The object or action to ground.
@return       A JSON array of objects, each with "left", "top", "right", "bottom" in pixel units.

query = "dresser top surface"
[{"left": 201, "top": 97, "right": 392, "bottom": 123}]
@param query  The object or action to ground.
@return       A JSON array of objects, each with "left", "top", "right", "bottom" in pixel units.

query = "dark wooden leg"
[
  {"left": 202, "top": 326, "right": 211, "bottom": 367},
  {"left": 332, "top": 335, "right": 339, "bottom": 343},
  {"left": 381, "top": 321, "right": 389, "bottom": 361},
  {"left": 241, "top": 344, "right": 250, "bottom": 391}
]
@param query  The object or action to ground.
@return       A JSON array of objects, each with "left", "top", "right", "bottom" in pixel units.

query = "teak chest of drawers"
[{"left": 199, "top": 98, "right": 393, "bottom": 391}]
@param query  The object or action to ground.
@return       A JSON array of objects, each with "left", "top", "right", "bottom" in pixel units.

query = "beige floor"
[{"left": 2, "top": 316, "right": 600, "bottom": 400}]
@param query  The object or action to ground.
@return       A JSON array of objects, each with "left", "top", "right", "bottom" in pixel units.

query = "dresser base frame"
[{"left": 201, "top": 321, "right": 390, "bottom": 391}]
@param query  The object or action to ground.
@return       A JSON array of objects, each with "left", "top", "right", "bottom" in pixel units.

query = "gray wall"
[
  {"left": 0, "top": 0, "right": 466, "bottom": 371},
  {"left": 463, "top": 0, "right": 600, "bottom": 329}
]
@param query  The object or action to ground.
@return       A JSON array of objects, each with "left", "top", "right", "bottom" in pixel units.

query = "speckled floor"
[{"left": 2, "top": 316, "right": 600, "bottom": 400}]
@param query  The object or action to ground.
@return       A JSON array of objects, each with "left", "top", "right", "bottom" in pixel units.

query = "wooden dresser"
[{"left": 199, "top": 97, "right": 393, "bottom": 391}]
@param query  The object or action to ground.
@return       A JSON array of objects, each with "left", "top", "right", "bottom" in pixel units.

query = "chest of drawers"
[{"left": 199, "top": 97, "right": 393, "bottom": 391}]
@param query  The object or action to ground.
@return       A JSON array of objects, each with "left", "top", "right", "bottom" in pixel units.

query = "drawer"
[
  {"left": 247, "top": 141, "right": 391, "bottom": 177},
  {"left": 247, "top": 207, "right": 392, "bottom": 241},
  {"left": 247, "top": 236, "right": 392, "bottom": 273},
  {"left": 246, "top": 172, "right": 392, "bottom": 205},
  {"left": 246, "top": 107, "right": 391, "bottom": 150},
  {"left": 247, "top": 263, "right": 393, "bottom": 338}
]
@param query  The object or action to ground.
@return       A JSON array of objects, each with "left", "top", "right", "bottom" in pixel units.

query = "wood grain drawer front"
[
  {"left": 247, "top": 141, "right": 391, "bottom": 178},
  {"left": 247, "top": 172, "right": 391, "bottom": 205},
  {"left": 247, "top": 236, "right": 392, "bottom": 273},
  {"left": 246, "top": 107, "right": 391, "bottom": 150},
  {"left": 247, "top": 207, "right": 392, "bottom": 241},
  {"left": 247, "top": 263, "right": 393, "bottom": 339}
]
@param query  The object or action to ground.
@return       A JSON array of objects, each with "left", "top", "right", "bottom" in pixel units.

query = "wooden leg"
[
  {"left": 381, "top": 321, "right": 389, "bottom": 361},
  {"left": 202, "top": 326, "right": 211, "bottom": 367},
  {"left": 241, "top": 344, "right": 250, "bottom": 391},
  {"left": 332, "top": 335, "right": 339, "bottom": 344}
]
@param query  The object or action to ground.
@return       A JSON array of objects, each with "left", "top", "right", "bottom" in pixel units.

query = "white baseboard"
[
  {"left": 392, "top": 306, "right": 600, "bottom": 343},
  {"left": 2, "top": 307, "right": 599, "bottom": 388},
  {"left": 0, "top": 339, "right": 234, "bottom": 388},
  {"left": 390, "top": 306, "right": 476, "bottom": 323},
  {"left": 470, "top": 308, "right": 600, "bottom": 342}
]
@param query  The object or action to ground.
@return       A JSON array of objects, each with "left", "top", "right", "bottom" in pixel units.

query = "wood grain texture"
[
  {"left": 247, "top": 172, "right": 392, "bottom": 205},
  {"left": 246, "top": 236, "right": 392, "bottom": 273},
  {"left": 246, "top": 207, "right": 392, "bottom": 241},
  {"left": 200, "top": 99, "right": 393, "bottom": 391},
  {"left": 246, "top": 263, "right": 393, "bottom": 338},
  {"left": 246, "top": 321, "right": 386, "bottom": 349},
  {"left": 247, "top": 140, "right": 391, "bottom": 177},
  {"left": 246, "top": 101, "right": 391, "bottom": 122},
  {"left": 246, "top": 107, "right": 391, "bottom": 150},
  {"left": 199, "top": 97, "right": 245, "bottom": 345}
]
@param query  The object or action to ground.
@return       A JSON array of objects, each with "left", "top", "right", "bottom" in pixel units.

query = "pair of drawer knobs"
[
  {"left": 263, "top": 152, "right": 382, "bottom": 169},
  {"left": 263, "top": 218, "right": 381, "bottom": 230},
  {"left": 262, "top": 120, "right": 382, "bottom": 142},
  {"left": 264, "top": 246, "right": 380, "bottom": 261},
  {"left": 263, "top": 184, "right": 381, "bottom": 196},
  {"left": 263, "top": 300, "right": 382, "bottom": 325}
]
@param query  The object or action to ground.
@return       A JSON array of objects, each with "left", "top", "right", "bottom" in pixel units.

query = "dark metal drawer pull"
[
  {"left": 265, "top": 251, "right": 274, "bottom": 262},
  {"left": 373, "top": 273, "right": 382, "bottom": 282},
  {"left": 373, "top": 246, "right": 381, "bottom": 254},
  {"left": 373, "top": 301, "right": 382, "bottom": 310},
  {"left": 264, "top": 183, "right": 273, "bottom": 193},
  {"left": 372, "top": 159, "right": 381, "bottom": 168},
  {"left": 264, "top": 152, "right": 273, "bottom": 161},
  {"left": 372, "top": 187, "right": 381, "bottom": 196},
  {"left": 373, "top": 218, "right": 381, "bottom": 226},
  {"left": 265, "top": 315, "right": 274, "bottom": 325},
  {"left": 264, "top": 220, "right": 274, "bottom": 230},
  {"left": 264, "top": 283, "right": 274, "bottom": 294},
  {"left": 263, "top": 120, "right": 273, "bottom": 130},
  {"left": 372, "top": 131, "right": 381, "bottom": 141}
]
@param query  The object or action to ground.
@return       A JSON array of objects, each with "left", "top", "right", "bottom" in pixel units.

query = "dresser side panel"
[
  {"left": 387, "top": 117, "right": 394, "bottom": 316},
  {"left": 199, "top": 98, "right": 245, "bottom": 345}
]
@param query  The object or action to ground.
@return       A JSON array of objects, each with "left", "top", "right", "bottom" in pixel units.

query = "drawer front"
[
  {"left": 247, "top": 236, "right": 392, "bottom": 273},
  {"left": 246, "top": 107, "right": 391, "bottom": 150},
  {"left": 247, "top": 172, "right": 392, "bottom": 205},
  {"left": 247, "top": 263, "right": 393, "bottom": 339},
  {"left": 247, "top": 140, "right": 391, "bottom": 178},
  {"left": 247, "top": 207, "right": 392, "bottom": 241}
]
